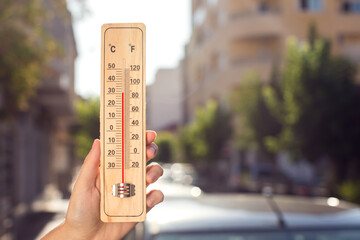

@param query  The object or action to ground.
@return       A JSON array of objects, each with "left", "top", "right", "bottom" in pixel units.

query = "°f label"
[{"left": 100, "top": 23, "right": 146, "bottom": 222}]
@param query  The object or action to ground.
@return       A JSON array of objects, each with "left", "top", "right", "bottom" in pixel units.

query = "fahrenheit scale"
[{"left": 100, "top": 23, "right": 146, "bottom": 222}]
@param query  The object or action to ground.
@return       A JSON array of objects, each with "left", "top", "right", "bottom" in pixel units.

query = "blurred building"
[
  {"left": 179, "top": 0, "right": 360, "bottom": 194},
  {"left": 147, "top": 65, "right": 184, "bottom": 131},
  {"left": 0, "top": 0, "right": 77, "bottom": 239},
  {"left": 184, "top": 0, "right": 360, "bottom": 122}
]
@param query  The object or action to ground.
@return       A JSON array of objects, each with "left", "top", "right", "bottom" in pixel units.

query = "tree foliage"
[
  {"left": 229, "top": 72, "right": 281, "bottom": 155},
  {"left": 230, "top": 26, "right": 360, "bottom": 200},
  {"left": 179, "top": 100, "right": 232, "bottom": 163},
  {"left": 263, "top": 37, "right": 360, "bottom": 166},
  {"left": 0, "top": 0, "right": 60, "bottom": 113},
  {"left": 74, "top": 97, "right": 100, "bottom": 160}
]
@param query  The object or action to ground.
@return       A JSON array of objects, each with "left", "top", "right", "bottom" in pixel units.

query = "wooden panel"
[{"left": 100, "top": 23, "right": 146, "bottom": 222}]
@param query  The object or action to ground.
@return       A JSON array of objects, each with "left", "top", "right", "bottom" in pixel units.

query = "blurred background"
[{"left": 1, "top": 0, "right": 360, "bottom": 239}]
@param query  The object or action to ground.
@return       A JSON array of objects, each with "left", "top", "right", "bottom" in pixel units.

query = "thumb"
[{"left": 76, "top": 139, "right": 101, "bottom": 190}]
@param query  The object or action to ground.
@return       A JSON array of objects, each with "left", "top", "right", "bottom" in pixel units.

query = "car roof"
[
  {"left": 274, "top": 195, "right": 360, "bottom": 228},
  {"left": 146, "top": 192, "right": 360, "bottom": 235}
]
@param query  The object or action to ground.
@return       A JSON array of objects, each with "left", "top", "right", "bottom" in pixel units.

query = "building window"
[
  {"left": 341, "top": 1, "right": 360, "bottom": 13},
  {"left": 258, "top": 2, "right": 270, "bottom": 12},
  {"left": 194, "top": 7, "right": 206, "bottom": 26},
  {"left": 299, "top": 0, "right": 323, "bottom": 12}
]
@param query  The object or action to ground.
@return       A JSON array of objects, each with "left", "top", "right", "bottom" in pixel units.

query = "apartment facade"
[
  {"left": 184, "top": 0, "right": 360, "bottom": 122},
  {"left": 147, "top": 65, "right": 184, "bottom": 131}
]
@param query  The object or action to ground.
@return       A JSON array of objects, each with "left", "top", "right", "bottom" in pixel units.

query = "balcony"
[
  {"left": 342, "top": 44, "right": 360, "bottom": 62},
  {"left": 334, "top": 14, "right": 360, "bottom": 33},
  {"left": 227, "top": 11, "right": 283, "bottom": 39}
]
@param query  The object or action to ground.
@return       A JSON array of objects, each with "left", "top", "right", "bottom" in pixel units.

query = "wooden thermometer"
[{"left": 100, "top": 23, "right": 146, "bottom": 222}]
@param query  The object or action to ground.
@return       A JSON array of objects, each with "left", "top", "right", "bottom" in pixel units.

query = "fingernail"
[
  {"left": 91, "top": 140, "right": 97, "bottom": 150},
  {"left": 151, "top": 145, "right": 158, "bottom": 156},
  {"left": 149, "top": 173, "right": 157, "bottom": 183},
  {"left": 147, "top": 195, "right": 155, "bottom": 208}
]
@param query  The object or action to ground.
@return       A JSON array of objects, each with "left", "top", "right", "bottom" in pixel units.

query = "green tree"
[
  {"left": 229, "top": 71, "right": 281, "bottom": 155},
  {"left": 0, "top": 0, "right": 60, "bottom": 113},
  {"left": 179, "top": 100, "right": 232, "bottom": 164},
  {"left": 74, "top": 97, "right": 100, "bottom": 160},
  {"left": 262, "top": 35, "right": 360, "bottom": 199},
  {"left": 263, "top": 37, "right": 360, "bottom": 160},
  {"left": 230, "top": 26, "right": 360, "bottom": 201}
]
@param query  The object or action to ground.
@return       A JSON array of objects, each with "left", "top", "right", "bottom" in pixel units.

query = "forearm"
[{"left": 40, "top": 222, "right": 70, "bottom": 240}]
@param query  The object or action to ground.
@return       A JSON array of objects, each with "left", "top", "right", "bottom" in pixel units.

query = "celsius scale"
[{"left": 100, "top": 23, "right": 146, "bottom": 222}]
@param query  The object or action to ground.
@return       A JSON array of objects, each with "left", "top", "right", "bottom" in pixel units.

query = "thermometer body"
[{"left": 100, "top": 23, "right": 146, "bottom": 222}]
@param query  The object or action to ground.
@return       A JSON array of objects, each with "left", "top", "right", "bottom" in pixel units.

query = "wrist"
[
  {"left": 61, "top": 221, "right": 96, "bottom": 240},
  {"left": 40, "top": 221, "right": 72, "bottom": 240},
  {"left": 41, "top": 221, "right": 91, "bottom": 240},
  {"left": 60, "top": 221, "right": 78, "bottom": 240}
]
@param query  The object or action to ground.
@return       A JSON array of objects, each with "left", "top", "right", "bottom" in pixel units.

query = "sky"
[{"left": 68, "top": 0, "right": 191, "bottom": 97}]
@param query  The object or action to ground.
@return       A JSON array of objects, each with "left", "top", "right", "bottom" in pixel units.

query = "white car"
[{"left": 125, "top": 183, "right": 360, "bottom": 240}]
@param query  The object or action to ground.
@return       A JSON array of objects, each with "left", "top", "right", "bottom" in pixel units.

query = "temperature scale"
[{"left": 100, "top": 23, "right": 146, "bottom": 222}]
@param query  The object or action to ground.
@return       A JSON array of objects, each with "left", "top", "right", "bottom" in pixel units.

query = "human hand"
[{"left": 42, "top": 131, "right": 163, "bottom": 240}]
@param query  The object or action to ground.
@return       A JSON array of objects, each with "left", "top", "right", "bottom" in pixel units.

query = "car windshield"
[{"left": 153, "top": 230, "right": 360, "bottom": 240}]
